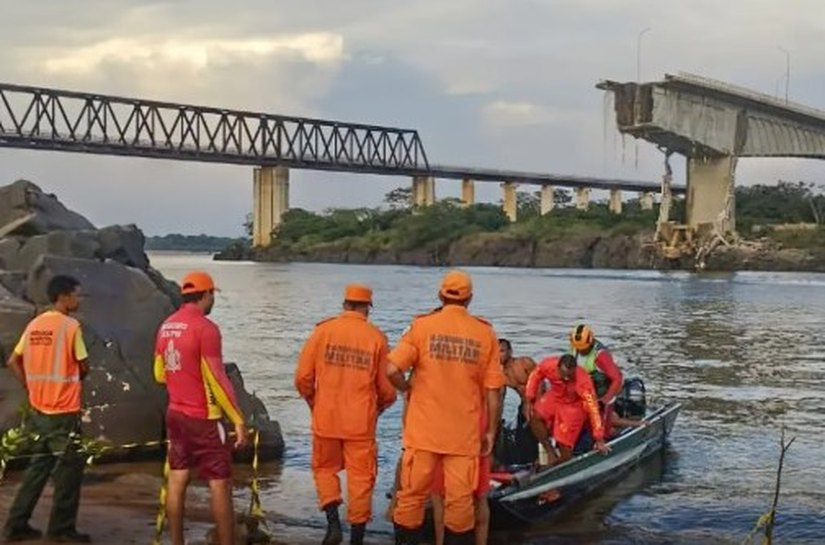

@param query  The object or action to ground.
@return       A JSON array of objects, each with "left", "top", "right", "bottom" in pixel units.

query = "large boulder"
[
  {"left": 10, "top": 230, "right": 100, "bottom": 272},
  {"left": 0, "top": 180, "right": 95, "bottom": 235},
  {"left": 96, "top": 224, "right": 150, "bottom": 270},
  {"left": 0, "top": 284, "right": 35, "bottom": 363},
  {"left": 0, "top": 179, "right": 284, "bottom": 463}
]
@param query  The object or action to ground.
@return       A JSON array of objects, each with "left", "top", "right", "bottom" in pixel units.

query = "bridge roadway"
[{"left": 0, "top": 81, "right": 681, "bottom": 245}]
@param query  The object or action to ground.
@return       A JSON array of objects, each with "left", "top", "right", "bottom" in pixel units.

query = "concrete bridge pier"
[
  {"left": 540, "top": 185, "right": 554, "bottom": 215},
  {"left": 639, "top": 191, "right": 655, "bottom": 210},
  {"left": 575, "top": 187, "right": 591, "bottom": 211},
  {"left": 608, "top": 188, "right": 622, "bottom": 214},
  {"left": 686, "top": 155, "right": 736, "bottom": 233},
  {"left": 502, "top": 182, "right": 518, "bottom": 222},
  {"left": 412, "top": 176, "right": 436, "bottom": 207},
  {"left": 252, "top": 166, "right": 289, "bottom": 247},
  {"left": 461, "top": 178, "right": 475, "bottom": 206}
]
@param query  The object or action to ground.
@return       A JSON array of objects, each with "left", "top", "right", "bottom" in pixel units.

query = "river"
[{"left": 148, "top": 252, "right": 825, "bottom": 544}]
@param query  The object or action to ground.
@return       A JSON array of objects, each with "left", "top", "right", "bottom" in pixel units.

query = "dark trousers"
[{"left": 4, "top": 411, "right": 84, "bottom": 536}]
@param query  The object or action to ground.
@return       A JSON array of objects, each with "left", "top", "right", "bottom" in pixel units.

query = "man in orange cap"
[
  {"left": 154, "top": 271, "right": 247, "bottom": 545},
  {"left": 387, "top": 270, "right": 505, "bottom": 545},
  {"left": 295, "top": 283, "right": 397, "bottom": 545}
]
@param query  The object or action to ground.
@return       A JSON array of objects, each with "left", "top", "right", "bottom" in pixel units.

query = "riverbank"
[
  {"left": 215, "top": 229, "right": 825, "bottom": 273},
  {"left": 0, "top": 462, "right": 322, "bottom": 545}
]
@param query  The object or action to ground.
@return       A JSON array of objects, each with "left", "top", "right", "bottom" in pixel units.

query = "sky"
[{"left": 0, "top": 0, "right": 823, "bottom": 236}]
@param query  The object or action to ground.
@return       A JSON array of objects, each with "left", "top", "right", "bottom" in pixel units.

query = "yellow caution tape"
[{"left": 151, "top": 456, "right": 170, "bottom": 545}]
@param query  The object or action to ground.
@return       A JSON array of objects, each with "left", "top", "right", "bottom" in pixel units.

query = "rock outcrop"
[{"left": 0, "top": 179, "right": 283, "bottom": 461}]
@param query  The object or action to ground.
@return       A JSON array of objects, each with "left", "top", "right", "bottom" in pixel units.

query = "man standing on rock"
[
  {"left": 3, "top": 274, "right": 91, "bottom": 543},
  {"left": 153, "top": 271, "right": 247, "bottom": 545},
  {"left": 295, "top": 284, "right": 397, "bottom": 545},
  {"left": 387, "top": 270, "right": 505, "bottom": 545}
]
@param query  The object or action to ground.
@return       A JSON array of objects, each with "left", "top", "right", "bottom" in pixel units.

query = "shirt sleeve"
[
  {"left": 388, "top": 322, "right": 419, "bottom": 372},
  {"left": 200, "top": 322, "right": 244, "bottom": 425},
  {"left": 73, "top": 327, "right": 88, "bottom": 361},
  {"left": 375, "top": 334, "right": 397, "bottom": 411},
  {"left": 576, "top": 370, "right": 605, "bottom": 441},
  {"left": 294, "top": 328, "right": 320, "bottom": 401},
  {"left": 596, "top": 350, "right": 623, "bottom": 401},
  {"left": 525, "top": 360, "right": 549, "bottom": 402},
  {"left": 12, "top": 328, "right": 27, "bottom": 356}
]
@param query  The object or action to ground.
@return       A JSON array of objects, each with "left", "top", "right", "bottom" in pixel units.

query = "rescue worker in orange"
[
  {"left": 3, "top": 275, "right": 91, "bottom": 543},
  {"left": 568, "top": 325, "right": 625, "bottom": 437},
  {"left": 294, "top": 284, "right": 397, "bottom": 545},
  {"left": 154, "top": 272, "right": 247, "bottom": 545},
  {"left": 387, "top": 270, "right": 505, "bottom": 545},
  {"left": 525, "top": 354, "right": 610, "bottom": 466}
]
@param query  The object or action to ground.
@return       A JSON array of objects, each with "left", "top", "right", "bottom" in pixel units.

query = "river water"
[{"left": 148, "top": 253, "right": 825, "bottom": 544}]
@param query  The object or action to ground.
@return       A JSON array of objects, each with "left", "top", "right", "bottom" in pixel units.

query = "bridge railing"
[{"left": 0, "top": 83, "right": 429, "bottom": 173}]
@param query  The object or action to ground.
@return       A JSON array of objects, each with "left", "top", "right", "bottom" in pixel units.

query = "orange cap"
[
  {"left": 344, "top": 283, "right": 373, "bottom": 304},
  {"left": 439, "top": 270, "right": 473, "bottom": 300},
  {"left": 180, "top": 271, "right": 219, "bottom": 295}
]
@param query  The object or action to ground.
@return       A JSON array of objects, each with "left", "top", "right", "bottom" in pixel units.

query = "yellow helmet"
[{"left": 569, "top": 324, "right": 594, "bottom": 352}]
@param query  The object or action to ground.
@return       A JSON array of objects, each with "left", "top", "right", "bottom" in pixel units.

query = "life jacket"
[
  {"left": 22, "top": 311, "right": 83, "bottom": 414},
  {"left": 571, "top": 340, "right": 612, "bottom": 399}
]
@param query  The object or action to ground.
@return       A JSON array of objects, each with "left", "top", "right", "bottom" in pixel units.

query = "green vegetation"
[
  {"left": 145, "top": 233, "right": 247, "bottom": 252},
  {"left": 235, "top": 181, "right": 825, "bottom": 258}
]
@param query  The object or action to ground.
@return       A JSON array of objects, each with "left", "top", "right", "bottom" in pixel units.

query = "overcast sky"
[{"left": 1, "top": 0, "right": 823, "bottom": 236}]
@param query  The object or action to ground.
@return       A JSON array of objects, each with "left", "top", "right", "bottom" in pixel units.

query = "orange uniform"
[
  {"left": 294, "top": 304, "right": 396, "bottom": 525},
  {"left": 390, "top": 304, "right": 505, "bottom": 533},
  {"left": 526, "top": 357, "right": 604, "bottom": 448},
  {"left": 13, "top": 310, "right": 88, "bottom": 414}
]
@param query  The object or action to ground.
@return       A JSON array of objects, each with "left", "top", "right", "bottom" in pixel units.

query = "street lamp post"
[
  {"left": 778, "top": 46, "right": 790, "bottom": 103},
  {"left": 637, "top": 27, "right": 652, "bottom": 82}
]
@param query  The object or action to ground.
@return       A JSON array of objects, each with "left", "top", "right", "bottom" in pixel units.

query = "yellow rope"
[
  {"left": 151, "top": 455, "right": 170, "bottom": 545},
  {"left": 249, "top": 428, "right": 266, "bottom": 520}
]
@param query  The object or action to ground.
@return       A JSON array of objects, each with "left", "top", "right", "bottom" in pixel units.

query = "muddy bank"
[
  {"left": 216, "top": 231, "right": 825, "bottom": 273},
  {"left": 0, "top": 462, "right": 323, "bottom": 545}
]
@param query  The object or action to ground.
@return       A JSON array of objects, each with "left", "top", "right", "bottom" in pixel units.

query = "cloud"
[
  {"left": 39, "top": 33, "right": 346, "bottom": 75},
  {"left": 482, "top": 101, "right": 574, "bottom": 127}
]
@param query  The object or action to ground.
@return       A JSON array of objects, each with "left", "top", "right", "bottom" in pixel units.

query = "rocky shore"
[
  {"left": 215, "top": 230, "right": 825, "bottom": 273},
  {"left": 0, "top": 179, "right": 284, "bottom": 462}
]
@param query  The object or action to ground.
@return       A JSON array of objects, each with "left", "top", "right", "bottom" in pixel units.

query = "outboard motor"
[{"left": 614, "top": 377, "right": 646, "bottom": 419}]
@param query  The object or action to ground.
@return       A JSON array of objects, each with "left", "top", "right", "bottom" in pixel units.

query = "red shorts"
[
  {"left": 430, "top": 455, "right": 491, "bottom": 498},
  {"left": 534, "top": 395, "right": 587, "bottom": 449},
  {"left": 166, "top": 409, "right": 232, "bottom": 480}
]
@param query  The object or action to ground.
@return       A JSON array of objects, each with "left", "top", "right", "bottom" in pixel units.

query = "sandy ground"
[{"left": 0, "top": 463, "right": 326, "bottom": 545}]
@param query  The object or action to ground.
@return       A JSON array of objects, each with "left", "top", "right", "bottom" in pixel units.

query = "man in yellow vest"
[{"left": 3, "top": 275, "right": 91, "bottom": 543}]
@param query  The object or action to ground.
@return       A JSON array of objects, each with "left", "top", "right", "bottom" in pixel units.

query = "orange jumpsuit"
[
  {"left": 294, "top": 310, "right": 397, "bottom": 524},
  {"left": 390, "top": 306, "right": 505, "bottom": 533},
  {"left": 525, "top": 358, "right": 604, "bottom": 448}
]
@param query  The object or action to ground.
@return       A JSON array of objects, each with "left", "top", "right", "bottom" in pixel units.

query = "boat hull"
[{"left": 489, "top": 402, "right": 681, "bottom": 526}]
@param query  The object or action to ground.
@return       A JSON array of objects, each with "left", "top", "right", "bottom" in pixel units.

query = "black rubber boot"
[
  {"left": 444, "top": 528, "right": 475, "bottom": 545},
  {"left": 322, "top": 504, "right": 343, "bottom": 545},
  {"left": 393, "top": 523, "right": 420, "bottom": 545},
  {"left": 350, "top": 523, "right": 366, "bottom": 545}
]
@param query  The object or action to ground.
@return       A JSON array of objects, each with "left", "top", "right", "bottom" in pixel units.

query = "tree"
[
  {"left": 555, "top": 189, "right": 573, "bottom": 207},
  {"left": 516, "top": 191, "right": 541, "bottom": 220},
  {"left": 243, "top": 213, "right": 253, "bottom": 238},
  {"left": 384, "top": 187, "right": 413, "bottom": 209}
]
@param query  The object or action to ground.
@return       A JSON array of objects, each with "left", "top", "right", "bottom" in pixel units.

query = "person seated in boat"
[
  {"left": 568, "top": 324, "right": 629, "bottom": 437},
  {"left": 525, "top": 354, "right": 610, "bottom": 465},
  {"left": 499, "top": 338, "right": 537, "bottom": 417}
]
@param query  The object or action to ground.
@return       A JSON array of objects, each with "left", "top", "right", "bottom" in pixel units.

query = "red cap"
[
  {"left": 181, "top": 271, "right": 219, "bottom": 295},
  {"left": 344, "top": 283, "right": 373, "bottom": 304},
  {"left": 439, "top": 270, "right": 473, "bottom": 300}
]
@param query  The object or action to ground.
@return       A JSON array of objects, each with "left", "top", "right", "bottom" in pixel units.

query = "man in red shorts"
[
  {"left": 430, "top": 405, "right": 492, "bottom": 545},
  {"left": 154, "top": 271, "right": 247, "bottom": 545},
  {"left": 525, "top": 354, "right": 609, "bottom": 465}
]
